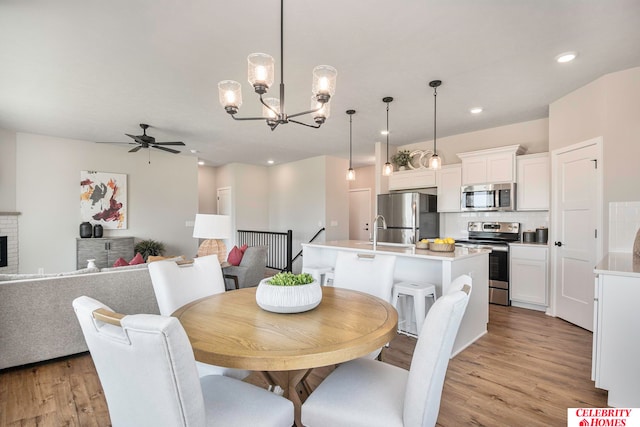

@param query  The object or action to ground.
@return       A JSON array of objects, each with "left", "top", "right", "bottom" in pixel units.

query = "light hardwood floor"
[{"left": 0, "top": 305, "right": 607, "bottom": 426}]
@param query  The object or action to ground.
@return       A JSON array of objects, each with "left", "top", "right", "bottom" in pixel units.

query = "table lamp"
[{"left": 193, "top": 214, "right": 231, "bottom": 264}]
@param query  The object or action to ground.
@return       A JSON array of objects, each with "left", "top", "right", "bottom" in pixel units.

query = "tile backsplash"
[
  {"left": 609, "top": 201, "right": 640, "bottom": 252},
  {"left": 441, "top": 211, "right": 549, "bottom": 239}
]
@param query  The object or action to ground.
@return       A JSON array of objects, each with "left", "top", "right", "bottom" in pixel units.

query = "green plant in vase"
[
  {"left": 134, "top": 239, "right": 166, "bottom": 261},
  {"left": 267, "top": 272, "right": 315, "bottom": 286},
  {"left": 391, "top": 149, "right": 411, "bottom": 170}
]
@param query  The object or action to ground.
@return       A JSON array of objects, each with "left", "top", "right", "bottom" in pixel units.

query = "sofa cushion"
[
  {"left": 129, "top": 253, "right": 145, "bottom": 265},
  {"left": 113, "top": 257, "right": 129, "bottom": 267},
  {"left": 227, "top": 245, "right": 247, "bottom": 266}
]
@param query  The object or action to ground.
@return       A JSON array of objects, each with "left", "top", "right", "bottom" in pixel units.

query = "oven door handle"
[{"left": 481, "top": 245, "right": 509, "bottom": 252}]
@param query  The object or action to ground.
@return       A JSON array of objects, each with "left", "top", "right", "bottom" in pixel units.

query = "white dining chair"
[
  {"left": 72, "top": 296, "right": 293, "bottom": 427},
  {"left": 332, "top": 251, "right": 396, "bottom": 303},
  {"left": 332, "top": 251, "right": 396, "bottom": 359},
  {"left": 148, "top": 255, "right": 249, "bottom": 380},
  {"left": 301, "top": 279, "right": 472, "bottom": 427}
]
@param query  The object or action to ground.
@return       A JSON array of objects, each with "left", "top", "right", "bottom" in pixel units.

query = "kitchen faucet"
[{"left": 372, "top": 214, "right": 387, "bottom": 251}]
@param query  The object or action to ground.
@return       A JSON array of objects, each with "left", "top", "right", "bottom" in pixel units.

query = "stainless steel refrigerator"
[{"left": 376, "top": 193, "right": 439, "bottom": 244}]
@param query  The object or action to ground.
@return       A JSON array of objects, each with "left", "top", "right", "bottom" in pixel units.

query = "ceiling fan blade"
[
  {"left": 152, "top": 145, "right": 180, "bottom": 154},
  {"left": 125, "top": 133, "right": 145, "bottom": 144},
  {"left": 154, "top": 141, "right": 185, "bottom": 146},
  {"left": 129, "top": 146, "right": 142, "bottom": 153}
]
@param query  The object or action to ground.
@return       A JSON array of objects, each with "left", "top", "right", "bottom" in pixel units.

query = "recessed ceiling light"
[
  {"left": 267, "top": 160, "right": 274, "bottom": 164},
  {"left": 470, "top": 107, "right": 483, "bottom": 114},
  {"left": 380, "top": 130, "right": 389, "bottom": 136},
  {"left": 197, "top": 160, "right": 205, "bottom": 166},
  {"left": 190, "top": 149, "right": 199, "bottom": 154},
  {"left": 556, "top": 51, "right": 577, "bottom": 63}
]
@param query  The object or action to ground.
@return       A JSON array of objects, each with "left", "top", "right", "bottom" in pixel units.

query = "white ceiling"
[{"left": 1, "top": 0, "right": 639, "bottom": 167}]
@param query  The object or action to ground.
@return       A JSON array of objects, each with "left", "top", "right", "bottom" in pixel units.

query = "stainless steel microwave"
[{"left": 461, "top": 183, "right": 516, "bottom": 212}]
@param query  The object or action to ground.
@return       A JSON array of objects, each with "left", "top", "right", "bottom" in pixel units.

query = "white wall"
[
  {"left": 16, "top": 133, "right": 199, "bottom": 273},
  {"left": 549, "top": 66, "right": 640, "bottom": 253},
  {"left": 350, "top": 165, "right": 376, "bottom": 226},
  {"left": 0, "top": 128, "right": 17, "bottom": 211},
  {"left": 233, "top": 163, "right": 269, "bottom": 231},
  {"left": 324, "top": 156, "right": 349, "bottom": 241},
  {"left": 398, "top": 118, "right": 549, "bottom": 165},
  {"left": 198, "top": 165, "right": 217, "bottom": 214}
]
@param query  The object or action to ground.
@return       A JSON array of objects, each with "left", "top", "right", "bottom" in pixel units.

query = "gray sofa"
[{"left": 0, "top": 266, "right": 159, "bottom": 370}]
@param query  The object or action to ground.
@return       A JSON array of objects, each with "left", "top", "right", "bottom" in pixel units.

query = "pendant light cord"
[
  {"left": 349, "top": 114, "right": 353, "bottom": 168},
  {"left": 386, "top": 101, "right": 390, "bottom": 161},
  {"left": 433, "top": 85, "right": 437, "bottom": 154}
]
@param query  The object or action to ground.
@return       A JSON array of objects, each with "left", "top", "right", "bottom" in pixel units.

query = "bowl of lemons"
[
  {"left": 416, "top": 239, "right": 430, "bottom": 249},
  {"left": 429, "top": 237, "right": 456, "bottom": 252}
]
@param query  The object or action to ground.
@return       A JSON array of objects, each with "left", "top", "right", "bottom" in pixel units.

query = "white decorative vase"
[
  {"left": 399, "top": 165, "right": 406, "bottom": 171},
  {"left": 256, "top": 278, "right": 322, "bottom": 313}
]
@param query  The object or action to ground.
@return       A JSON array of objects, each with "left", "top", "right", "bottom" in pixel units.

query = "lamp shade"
[{"left": 193, "top": 214, "right": 231, "bottom": 239}]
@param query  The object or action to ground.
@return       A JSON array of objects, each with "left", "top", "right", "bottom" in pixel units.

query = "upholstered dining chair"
[
  {"left": 332, "top": 251, "right": 396, "bottom": 359},
  {"left": 148, "top": 255, "right": 249, "bottom": 380},
  {"left": 72, "top": 296, "right": 293, "bottom": 427},
  {"left": 301, "top": 278, "right": 472, "bottom": 427}
]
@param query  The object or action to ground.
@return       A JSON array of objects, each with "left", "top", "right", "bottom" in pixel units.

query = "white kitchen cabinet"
[
  {"left": 457, "top": 144, "right": 525, "bottom": 185},
  {"left": 509, "top": 244, "right": 547, "bottom": 310},
  {"left": 436, "top": 164, "right": 462, "bottom": 212},
  {"left": 593, "top": 253, "right": 640, "bottom": 407},
  {"left": 388, "top": 169, "right": 436, "bottom": 191},
  {"left": 517, "top": 152, "right": 549, "bottom": 211}
]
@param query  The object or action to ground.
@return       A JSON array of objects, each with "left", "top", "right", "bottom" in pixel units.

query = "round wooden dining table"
[{"left": 172, "top": 286, "right": 398, "bottom": 427}]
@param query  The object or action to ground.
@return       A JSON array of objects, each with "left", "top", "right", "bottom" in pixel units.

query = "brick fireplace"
[{"left": 0, "top": 212, "right": 19, "bottom": 273}]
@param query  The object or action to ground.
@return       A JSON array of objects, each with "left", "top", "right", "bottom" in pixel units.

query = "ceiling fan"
[{"left": 99, "top": 123, "right": 185, "bottom": 154}]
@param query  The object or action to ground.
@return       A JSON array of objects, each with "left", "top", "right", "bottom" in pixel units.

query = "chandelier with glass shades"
[{"left": 217, "top": 0, "right": 337, "bottom": 131}]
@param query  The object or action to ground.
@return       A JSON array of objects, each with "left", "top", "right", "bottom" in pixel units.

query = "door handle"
[{"left": 554, "top": 241, "right": 563, "bottom": 247}]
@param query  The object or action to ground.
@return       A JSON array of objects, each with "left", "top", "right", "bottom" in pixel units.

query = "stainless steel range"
[{"left": 456, "top": 221, "right": 520, "bottom": 306}]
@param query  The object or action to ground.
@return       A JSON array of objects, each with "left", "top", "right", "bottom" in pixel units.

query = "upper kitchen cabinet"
[
  {"left": 517, "top": 152, "right": 549, "bottom": 211},
  {"left": 388, "top": 169, "right": 436, "bottom": 191},
  {"left": 436, "top": 164, "right": 462, "bottom": 212},
  {"left": 457, "top": 145, "right": 525, "bottom": 185}
]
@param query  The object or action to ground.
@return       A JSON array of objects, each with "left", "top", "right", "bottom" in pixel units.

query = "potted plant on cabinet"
[
  {"left": 255, "top": 272, "right": 322, "bottom": 313},
  {"left": 134, "top": 239, "right": 166, "bottom": 261},
  {"left": 391, "top": 150, "right": 411, "bottom": 170}
]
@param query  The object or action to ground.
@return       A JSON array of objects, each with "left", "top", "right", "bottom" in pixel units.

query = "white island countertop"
[
  {"left": 594, "top": 252, "right": 640, "bottom": 278},
  {"left": 303, "top": 240, "right": 491, "bottom": 261}
]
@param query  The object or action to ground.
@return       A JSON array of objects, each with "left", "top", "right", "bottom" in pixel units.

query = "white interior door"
[
  {"left": 552, "top": 138, "right": 602, "bottom": 331},
  {"left": 349, "top": 188, "right": 371, "bottom": 241}
]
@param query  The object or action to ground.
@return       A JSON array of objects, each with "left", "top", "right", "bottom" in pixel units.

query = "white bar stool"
[
  {"left": 301, "top": 265, "right": 334, "bottom": 286},
  {"left": 392, "top": 281, "right": 437, "bottom": 336}
]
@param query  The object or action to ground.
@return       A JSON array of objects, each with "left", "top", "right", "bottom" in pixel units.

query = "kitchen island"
[{"left": 302, "top": 240, "right": 490, "bottom": 356}]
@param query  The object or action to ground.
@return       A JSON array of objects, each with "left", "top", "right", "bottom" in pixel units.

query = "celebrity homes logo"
[{"left": 568, "top": 408, "right": 639, "bottom": 426}]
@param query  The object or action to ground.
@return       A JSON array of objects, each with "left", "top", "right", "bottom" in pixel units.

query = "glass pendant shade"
[
  {"left": 312, "top": 65, "right": 337, "bottom": 97},
  {"left": 382, "top": 162, "right": 393, "bottom": 176},
  {"left": 248, "top": 53, "right": 275, "bottom": 89},
  {"left": 262, "top": 98, "right": 280, "bottom": 119},
  {"left": 346, "top": 168, "right": 356, "bottom": 181},
  {"left": 218, "top": 80, "right": 243, "bottom": 109},
  {"left": 311, "top": 96, "right": 330, "bottom": 121},
  {"left": 429, "top": 153, "right": 442, "bottom": 169}
]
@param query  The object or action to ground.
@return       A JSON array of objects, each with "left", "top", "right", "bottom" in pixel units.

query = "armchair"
[{"left": 222, "top": 245, "right": 267, "bottom": 290}]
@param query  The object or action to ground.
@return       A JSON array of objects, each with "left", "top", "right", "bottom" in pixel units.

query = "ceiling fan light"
[
  {"left": 218, "top": 80, "right": 242, "bottom": 112},
  {"left": 248, "top": 53, "right": 275, "bottom": 93},
  {"left": 312, "top": 65, "right": 337, "bottom": 102}
]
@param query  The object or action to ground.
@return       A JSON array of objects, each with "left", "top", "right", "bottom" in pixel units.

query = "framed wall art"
[{"left": 80, "top": 171, "right": 127, "bottom": 229}]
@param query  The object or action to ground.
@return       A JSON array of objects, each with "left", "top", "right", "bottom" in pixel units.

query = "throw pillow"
[
  {"left": 113, "top": 257, "right": 129, "bottom": 268},
  {"left": 227, "top": 245, "right": 245, "bottom": 266},
  {"left": 240, "top": 243, "right": 248, "bottom": 252},
  {"left": 129, "top": 253, "right": 145, "bottom": 265}
]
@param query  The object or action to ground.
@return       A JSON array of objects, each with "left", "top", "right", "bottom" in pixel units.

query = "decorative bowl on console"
[{"left": 256, "top": 272, "right": 322, "bottom": 314}]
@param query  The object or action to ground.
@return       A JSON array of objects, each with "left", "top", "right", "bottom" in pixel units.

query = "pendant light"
[
  {"left": 346, "top": 109, "right": 356, "bottom": 181},
  {"left": 428, "top": 80, "right": 442, "bottom": 170},
  {"left": 382, "top": 97, "right": 394, "bottom": 176}
]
